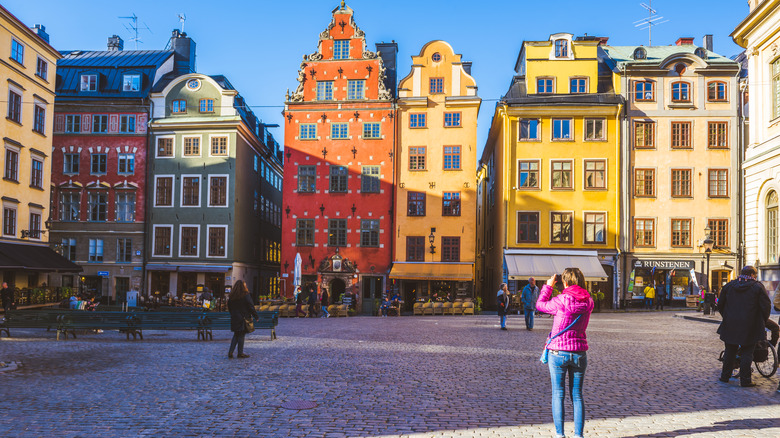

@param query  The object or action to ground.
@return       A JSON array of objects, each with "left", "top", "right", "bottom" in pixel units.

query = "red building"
[{"left": 282, "top": 2, "right": 397, "bottom": 314}]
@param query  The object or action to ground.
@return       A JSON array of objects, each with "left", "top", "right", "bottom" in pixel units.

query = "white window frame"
[
  {"left": 180, "top": 174, "right": 201, "bottom": 208},
  {"left": 178, "top": 224, "right": 201, "bottom": 258},
  {"left": 550, "top": 159, "right": 574, "bottom": 190},
  {"left": 583, "top": 211, "right": 607, "bottom": 245},
  {"left": 207, "top": 174, "right": 230, "bottom": 208},
  {"left": 583, "top": 158, "right": 608, "bottom": 190},
  {"left": 519, "top": 119, "right": 541, "bottom": 141},
  {"left": 155, "top": 135, "right": 175, "bottom": 159},
  {"left": 551, "top": 118, "right": 573, "bottom": 141},
  {"left": 206, "top": 224, "right": 229, "bottom": 259},
  {"left": 117, "top": 153, "right": 135, "bottom": 175},
  {"left": 80, "top": 74, "right": 98, "bottom": 92},
  {"left": 208, "top": 134, "right": 230, "bottom": 157},
  {"left": 2, "top": 203, "right": 18, "bottom": 237},
  {"left": 27, "top": 208, "right": 43, "bottom": 241},
  {"left": 584, "top": 118, "right": 606, "bottom": 141},
  {"left": 153, "top": 175, "right": 175, "bottom": 208},
  {"left": 152, "top": 224, "right": 173, "bottom": 257},
  {"left": 122, "top": 74, "right": 141, "bottom": 92},
  {"left": 516, "top": 159, "right": 541, "bottom": 190}
]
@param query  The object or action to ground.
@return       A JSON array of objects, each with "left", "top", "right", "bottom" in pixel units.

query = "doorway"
[
  {"left": 712, "top": 270, "right": 731, "bottom": 295},
  {"left": 403, "top": 281, "right": 417, "bottom": 312},
  {"left": 361, "top": 276, "right": 383, "bottom": 315},
  {"left": 329, "top": 278, "right": 346, "bottom": 303},
  {"left": 116, "top": 277, "right": 130, "bottom": 303},
  {"left": 150, "top": 271, "right": 170, "bottom": 297},
  {"left": 179, "top": 272, "right": 197, "bottom": 297},
  {"left": 206, "top": 273, "right": 226, "bottom": 298}
]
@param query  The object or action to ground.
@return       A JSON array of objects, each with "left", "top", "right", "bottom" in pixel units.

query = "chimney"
[
  {"left": 676, "top": 37, "right": 695, "bottom": 46},
  {"left": 170, "top": 29, "right": 196, "bottom": 76},
  {"left": 375, "top": 40, "right": 398, "bottom": 98},
  {"left": 462, "top": 61, "right": 472, "bottom": 76},
  {"left": 703, "top": 34, "right": 713, "bottom": 52},
  {"left": 107, "top": 35, "right": 124, "bottom": 51},
  {"left": 31, "top": 24, "right": 49, "bottom": 43}
]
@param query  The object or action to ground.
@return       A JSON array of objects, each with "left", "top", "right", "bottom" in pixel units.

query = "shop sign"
[{"left": 634, "top": 260, "right": 694, "bottom": 270}]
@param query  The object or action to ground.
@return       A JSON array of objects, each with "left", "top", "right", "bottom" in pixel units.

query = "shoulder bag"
[
  {"left": 540, "top": 314, "right": 582, "bottom": 364},
  {"left": 244, "top": 317, "right": 255, "bottom": 333}
]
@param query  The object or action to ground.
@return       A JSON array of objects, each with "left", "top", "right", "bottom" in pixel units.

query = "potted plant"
[
  {"left": 474, "top": 296, "right": 483, "bottom": 314},
  {"left": 591, "top": 290, "right": 605, "bottom": 312}
]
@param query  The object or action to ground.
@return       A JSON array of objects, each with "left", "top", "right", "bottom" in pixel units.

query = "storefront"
[
  {"left": 146, "top": 264, "right": 231, "bottom": 298},
  {"left": 389, "top": 262, "right": 474, "bottom": 312},
  {"left": 626, "top": 259, "right": 699, "bottom": 305}
]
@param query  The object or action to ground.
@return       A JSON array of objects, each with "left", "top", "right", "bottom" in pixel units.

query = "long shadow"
[{"left": 620, "top": 417, "right": 780, "bottom": 438}]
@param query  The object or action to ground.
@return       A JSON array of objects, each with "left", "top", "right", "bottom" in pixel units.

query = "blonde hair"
[{"left": 561, "top": 268, "right": 585, "bottom": 288}]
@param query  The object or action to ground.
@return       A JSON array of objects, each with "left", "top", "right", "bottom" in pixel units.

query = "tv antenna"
[
  {"left": 177, "top": 13, "right": 187, "bottom": 33},
  {"left": 634, "top": 1, "right": 668, "bottom": 46},
  {"left": 119, "top": 13, "right": 152, "bottom": 50}
]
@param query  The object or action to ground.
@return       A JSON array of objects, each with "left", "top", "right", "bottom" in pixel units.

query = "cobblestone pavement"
[{"left": 1, "top": 312, "right": 779, "bottom": 437}]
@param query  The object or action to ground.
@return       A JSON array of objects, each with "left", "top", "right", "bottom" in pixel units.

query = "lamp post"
[
  {"left": 703, "top": 225, "right": 715, "bottom": 315},
  {"left": 428, "top": 228, "right": 436, "bottom": 257}
]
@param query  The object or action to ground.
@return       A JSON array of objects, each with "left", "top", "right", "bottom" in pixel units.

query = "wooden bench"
[
  {"left": 133, "top": 311, "right": 210, "bottom": 340},
  {"left": 0, "top": 310, "right": 61, "bottom": 337},
  {"left": 56, "top": 311, "right": 140, "bottom": 340}
]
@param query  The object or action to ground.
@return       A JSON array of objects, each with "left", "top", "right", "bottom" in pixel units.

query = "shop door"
[
  {"left": 362, "top": 276, "right": 383, "bottom": 315},
  {"left": 403, "top": 281, "right": 417, "bottom": 312},
  {"left": 712, "top": 270, "right": 730, "bottom": 295},
  {"left": 206, "top": 273, "right": 225, "bottom": 299},
  {"left": 600, "top": 265, "right": 614, "bottom": 309},
  {"left": 179, "top": 272, "right": 197, "bottom": 297},
  {"left": 150, "top": 272, "right": 170, "bottom": 297},
  {"left": 116, "top": 277, "right": 130, "bottom": 303}
]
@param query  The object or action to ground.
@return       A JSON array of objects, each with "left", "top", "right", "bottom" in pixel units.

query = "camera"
[{"left": 554, "top": 274, "right": 562, "bottom": 284}]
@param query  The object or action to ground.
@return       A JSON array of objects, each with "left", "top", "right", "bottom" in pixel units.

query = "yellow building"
[
  {"left": 0, "top": 6, "right": 75, "bottom": 288},
  {"left": 478, "top": 34, "right": 620, "bottom": 306},
  {"left": 390, "top": 41, "right": 480, "bottom": 307}
]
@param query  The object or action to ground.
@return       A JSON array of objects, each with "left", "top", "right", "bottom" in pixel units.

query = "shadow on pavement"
[{"left": 619, "top": 417, "right": 780, "bottom": 438}]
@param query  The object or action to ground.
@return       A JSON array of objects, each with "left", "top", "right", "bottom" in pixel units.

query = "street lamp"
[
  {"left": 703, "top": 225, "right": 714, "bottom": 290},
  {"left": 428, "top": 228, "right": 436, "bottom": 255}
]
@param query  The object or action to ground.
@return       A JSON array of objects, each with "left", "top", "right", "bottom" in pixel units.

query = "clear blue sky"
[{"left": 4, "top": 0, "right": 748, "bottom": 156}]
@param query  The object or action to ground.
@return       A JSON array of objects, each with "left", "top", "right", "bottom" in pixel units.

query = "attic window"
[
  {"left": 333, "top": 40, "right": 349, "bottom": 60},
  {"left": 554, "top": 39, "right": 568, "bottom": 58},
  {"left": 80, "top": 74, "right": 97, "bottom": 92},
  {"left": 674, "top": 63, "right": 687, "bottom": 75},
  {"left": 122, "top": 74, "right": 140, "bottom": 92},
  {"left": 633, "top": 48, "right": 646, "bottom": 60},
  {"left": 695, "top": 47, "right": 708, "bottom": 59}
]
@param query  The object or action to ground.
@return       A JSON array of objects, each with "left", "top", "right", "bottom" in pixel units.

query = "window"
[
  {"left": 407, "top": 192, "right": 426, "bottom": 216},
  {"left": 634, "top": 81, "right": 654, "bottom": 101},
  {"left": 208, "top": 226, "right": 226, "bottom": 257},
  {"left": 59, "top": 191, "right": 80, "bottom": 221},
  {"left": 211, "top": 136, "right": 228, "bottom": 156},
  {"left": 180, "top": 226, "right": 199, "bottom": 256},
  {"left": 443, "top": 146, "right": 461, "bottom": 170},
  {"left": 570, "top": 78, "right": 587, "bottom": 93},
  {"left": 708, "top": 169, "right": 729, "bottom": 197},
  {"left": 551, "top": 212, "right": 573, "bottom": 243},
  {"left": 634, "top": 169, "right": 655, "bottom": 197},
  {"left": 316, "top": 81, "right": 333, "bottom": 100},
  {"left": 634, "top": 218, "right": 655, "bottom": 247},
  {"left": 707, "top": 81, "right": 727, "bottom": 102},
  {"left": 406, "top": 236, "right": 425, "bottom": 261},
  {"left": 199, "top": 99, "right": 214, "bottom": 113},
  {"left": 30, "top": 158, "right": 43, "bottom": 188},
  {"left": 118, "top": 154, "right": 134, "bottom": 174},
  {"left": 634, "top": 121, "right": 655, "bottom": 148},
  {"left": 90, "top": 154, "right": 106, "bottom": 174},
  {"left": 300, "top": 124, "right": 316, "bottom": 139},
  {"left": 518, "top": 161, "right": 539, "bottom": 188},
  {"left": 153, "top": 226, "right": 172, "bottom": 256},
  {"left": 552, "top": 119, "right": 572, "bottom": 140},
  {"left": 633, "top": 47, "right": 647, "bottom": 60},
  {"left": 184, "top": 137, "right": 200, "bottom": 156},
  {"left": 155, "top": 177, "right": 173, "bottom": 207},
  {"left": 122, "top": 74, "right": 140, "bottom": 92},
  {"left": 671, "top": 219, "right": 691, "bottom": 247},
  {"left": 442, "top": 192, "right": 461, "bottom": 216},
  {"left": 157, "top": 137, "right": 173, "bottom": 157},
  {"left": 517, "top": 212, "right": 539, "bottom": 243},
  {"left": 360, "top": 219, "right": 379, "bottom": 247},
  {"left": 65, "top": 115, "right": 81, "bottom": 133},
  {"left": 88, "top": 192, "right": 107, "bottom": 221},
  {"left": 333, "top": 39, "right": 350, "bottom": 59},
  {"left": 329, "top": 166, "right": 348, "bottom": 192},
  {"left": 80, "top": 74, "right": 97, "bottom": 91},
  {"left": 708, "top": 122, "right": 728, "bottom": 148},
  {"left": 361, "top": 166, "right": 380, "bottom": 193},
  {"left": 410, "top": 113, "right": 427, "bottom": 128},
  {"left": 442, "top": 237, "right": 460, "bottom": 262},
  {"left": 115, "top": 192, "right": 135, "bottom": 222},
  {"left": 2, "top": 206, "right": 16, "bottom": 236},
  {"left": 88, "top": 239, "right": 104, "bottom": 262},
  {"left": 671, "top": 82, "right": 690, "bottom": 102},
  {"left": 708, "top": 219, "right": 729, "bottom": 247},
  {"left": 409, "top": 147, "right": 426, "bottom": 170},
  {"left": 298, "top": 165, "right": 316, "bottom": 193},
  {"left": 331, "top": 123, "right": 348, "bottom": 139},
  {"left": 363, "top": 123, "right": 381, "bottom": 139},
  {"left": 11, "top": 40, "right": 24, "bottom": 64},
  {"left": 537, "top": 78, "right": 553, "bottom": 94},
  {"left": 768, "top": 191, "right": 778, "bottom": 263},
  {"left": 33, "top": 104, "right": 45, "bottom": 133},
  {"left": 117, "top": 238, "right": 132, "bottom": 262},
  {"left": 328, "top": 219, "right": 347, "bottom": 247},
  {"left": 584, "top": 213, "right": 606, "bottom": 244},
  {"left": 182, "top": 176, "right": 200, "bottom": 206},
  {"left": 584, "top": 160, "right": 606, "bottom": 189},
  {"left": 444, "top": 112, "right": 461, "bottom": 127},
  {"left": 7, "top": 90, "right": 21, "bottom": 123},
  {"left": 119, "top": 115, "right": 135, "bottom": 133},
  {"left": 92, "top": 114, "right": 108, "bottom": 133},
  {"left": 671, "top": 169, "right": 692, "bottom": 197},
  {"left": 63, "top": 153, "right": 79, "bottom": 174},
  {"left": 774, "top": 59, "right": 780, "bottom": 119},
  {"left": 209, "top": 176, "right": 227, "bottom": 206},
  {"left": 551, "top": 161, "right": 573, "bottom": 189},
  {"left": 296, "top": 219, "right": 314, "bottom": 246},
  {"left": 519, "top": 119, "right": 540, "bottom": 140},
  {"left": 347, "top": 80, "right": 365, "bottom": 99},
  {"left": 27, "top": 213, "right": 40, "bottom": 238},
  {"left": 554, "top": 39, "right": 568, "bottom": 58},
  {"left": 430, "top": 77, "right": 444, "bottom": 94},
  {"left": 671, "top": 122, "right": 691, "bottom": 149},
  {"left": 61, "top": 238, "right": 76, "bottom": 261},
  {"left": 4, "top": 148, "right": 18, "bottom": 181},
  {"left": 584, "top": 119, "right": 605, "bottom": 141}
]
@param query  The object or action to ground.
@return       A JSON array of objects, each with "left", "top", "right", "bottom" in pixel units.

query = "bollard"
[{"left": 703, "top": 293, "right": 715, "bottom": 315}]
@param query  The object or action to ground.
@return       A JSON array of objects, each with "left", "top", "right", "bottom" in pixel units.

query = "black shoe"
[
  {"left": 718, "top": 377, "right": 729, "bottom": 383},
  {"left": 228, "top": 353, "right": 234, "bottom": 359},
  {"left": 500, "top": 327, "right": 508, "bottom": 331},
  {"left": 237, "top": 353, "right": 250, "bottom": 358},
  {"left": 741, "top": 382, "right": 757, "bottom": 387}
]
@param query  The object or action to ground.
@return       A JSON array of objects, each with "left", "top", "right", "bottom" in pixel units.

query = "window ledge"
[
  {"left": 668, "top": 103, "right": 696, "bottom": 109},
  {"left": 29, "top": 186, "right": 44, "bottom": 191},
  {"left": 5, "top": 117, "right": 22, "bottom": 126},
  {"left": 2, "top": 177, "right": 20, "bottom": 184}
]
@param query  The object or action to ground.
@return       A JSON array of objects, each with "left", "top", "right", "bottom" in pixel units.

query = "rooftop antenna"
[
  {"left": 633, "top": 1, "right": 668, "bottom": 46},
  {"left": 177, "top": 13, "right": 187, "bottom": 33},
  {"left": 119, "top": 13, "right": 152, "bottom": 49}
]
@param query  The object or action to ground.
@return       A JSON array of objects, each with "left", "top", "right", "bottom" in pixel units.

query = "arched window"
[
  {"left": 554, "top": 40, "right": 568, "bottom": 58},
  {"left": 671, "top": 81, "right": 690, "bottom": 102},
  {"left": 633, "top": 47, "right": 646, "bottom": 60},
  {"left": 768, "top": 191, "right": 778, "bottom": 264},
  {"left": 694, "top": 47, "right": 708, "bottom": 59}
]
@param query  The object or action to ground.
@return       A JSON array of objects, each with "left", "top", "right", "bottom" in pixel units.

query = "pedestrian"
[
  {"left": 717, "top": 266, "right": 771, "bottom": 387},
  {"left": 1, "top": 282, "right": 13, "bottom": 313},
  {"left": 307, "top": 286, "right": 319, "bottom": 317},
  {"left": 227, "top": 280, "right": 258, "bottom": 359},
  {"left": 497, "top": 283, "right": 510, "bottom": 330},
  {"left": 536, "top": 268, "right": 595, "bottom": 438},
  {"left": 655, "top": 278, "right": 667, "bottom": 310},
  {"left": 521, "top": 277, "right": 539, "bottom": 331},
  {"left": 643, "top": 283, "right": 655, "bottom": 310},
  {"left": 320, "top": 288, "right": 330, "bottom": 318},
  {"left": 295, "top": 293, "right": 306, "bottom": 318}
]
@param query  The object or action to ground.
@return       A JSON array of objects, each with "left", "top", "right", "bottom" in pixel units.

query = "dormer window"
[
  {"left": 554, "top": 39, "right": 568, "bottom": 58},
  {"left": 80, "top": 74, "right": 97, "bottom": 92},
  {"left": 695, "top": 47, "right": 708, "bottom": 59},
  {"left": 671, "top": 82, "right": 690, "bottom": 102},
  {"left": 172, "top": 100, "right": 187, "bottom": 114},
  {"left": 122, "top": 74, "right": 140, "bottom": 92},
  {"left": 633, "top": 47, "right": 646, "bottom": 60},
  {"left": 333, "top": 40, "right": 350, "bottom": 60}
]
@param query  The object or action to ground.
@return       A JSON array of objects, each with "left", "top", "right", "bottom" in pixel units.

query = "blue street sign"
[{"left": 97, "top": 271, "right": 109, "bottom": 277}]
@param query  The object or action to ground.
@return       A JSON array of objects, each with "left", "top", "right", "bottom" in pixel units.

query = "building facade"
[
  {"left": 391, "top": 40, "right": 480, "bottom": 309},
  {"left": 282, "top": 2, "right": 397, "bottom": 314}
]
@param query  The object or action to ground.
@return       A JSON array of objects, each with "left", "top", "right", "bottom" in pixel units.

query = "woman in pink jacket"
[{"left": 536, "top": 268, "right": 594, "bottom": 438}]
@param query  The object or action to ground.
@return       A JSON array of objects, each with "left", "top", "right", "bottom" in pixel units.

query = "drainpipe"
[
  {"left": 737, "top": 77, "right": 746, "bottom": 271},
  {"left": 142, "top": 98, "right": 154, "bottom": 297},
  {"left": 620, "top": 68, "right": 630, "bottom": 309}
]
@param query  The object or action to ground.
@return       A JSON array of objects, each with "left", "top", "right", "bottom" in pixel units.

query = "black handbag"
[{"left": 244, "top": 317, "right": 254, "bottom": 333}]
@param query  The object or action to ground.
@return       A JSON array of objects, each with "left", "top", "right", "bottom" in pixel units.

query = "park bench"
[
  {"left": 196, "top": 311, "right": 278, "bottom": 340},
  {"left": 132, "top": 311, "right": 213, "bottom": 340},
  {"left": 0, "top": 310, "right": 61, "bottom": 337},
  {"left": 56, "top": 311, "right": 140, "bottom": 340}
]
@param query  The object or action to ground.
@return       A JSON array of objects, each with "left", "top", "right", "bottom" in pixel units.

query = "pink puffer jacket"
[{"left": 536, "top": 284, "right": 594, "bottom": 352}]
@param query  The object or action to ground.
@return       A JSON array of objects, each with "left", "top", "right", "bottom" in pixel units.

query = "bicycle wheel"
[{"left": 755, "top": 344, "right": 778, "bottom": 378}]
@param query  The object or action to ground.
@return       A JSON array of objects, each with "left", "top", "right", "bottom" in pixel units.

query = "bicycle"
[{"left": 718, "top": 336, "right": 778, "bottom": 378}]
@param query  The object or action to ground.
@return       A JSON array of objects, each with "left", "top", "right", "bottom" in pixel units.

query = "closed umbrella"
[{"left": 293, "top": 253, "right": 302, "bottom": 288}]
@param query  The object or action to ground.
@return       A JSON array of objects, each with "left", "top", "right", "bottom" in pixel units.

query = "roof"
[
  {"left": 502, "top": 75, "right": 623, "bottom": 105},
  {"left": 0, "top": 242, "right": 82, "bottom": 272},
  {"left": 602, "top": 45, "right": 738, "bottom": 68}
]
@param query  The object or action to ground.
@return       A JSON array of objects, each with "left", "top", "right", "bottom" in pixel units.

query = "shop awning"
[
  {"left": 504, "top": 251, "right": 608, "bottom": 281},
  {"left": 146, "top": 264, "right": 177, "bottom": 271},
  {"left": 389, "top": 263, "right": 473, "bottom": 281},
  {"left": 177, "top": 265, "right": 232, "bottom": 273},
  {"left": 0, "top": 242, "right": 82, "bottom": 273}
]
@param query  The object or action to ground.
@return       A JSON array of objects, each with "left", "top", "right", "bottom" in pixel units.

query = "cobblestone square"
[{"left": 1, "top": 312, "right": 779, "bottom": 437}]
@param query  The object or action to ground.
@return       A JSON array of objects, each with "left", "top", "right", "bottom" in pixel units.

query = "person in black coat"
[
  {"left": 227, "top": 280, "right": 258, "bottom": 359},
  {"left": 717, "top": 266, "right": 771, "bottom": 387},
  {"left": 1, "top": 282, "right": 13, "bottom": 313},
  {"left": 497, "top": 283, "right": 510, "bottom": 331}
]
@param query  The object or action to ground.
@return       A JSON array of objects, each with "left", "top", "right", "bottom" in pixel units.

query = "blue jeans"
[
  {"left": 499, "top": 314, "right": 507, "bottom": 328},
  {"left": 644, "top": 298, "right": 653, "bottom": 309},
  {"left": 548, "top": 350, "right": 587, "bottom": 437},
  {"left": 229, "top": 331, "right": 246, "bottom": 356},
  {"left": 524, "top": 307, "right": 535, "bottom": 329}
]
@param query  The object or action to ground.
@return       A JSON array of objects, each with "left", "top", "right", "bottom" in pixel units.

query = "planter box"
[{"left": 685, "top": 295, "right": 699, "bottom": 308}]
